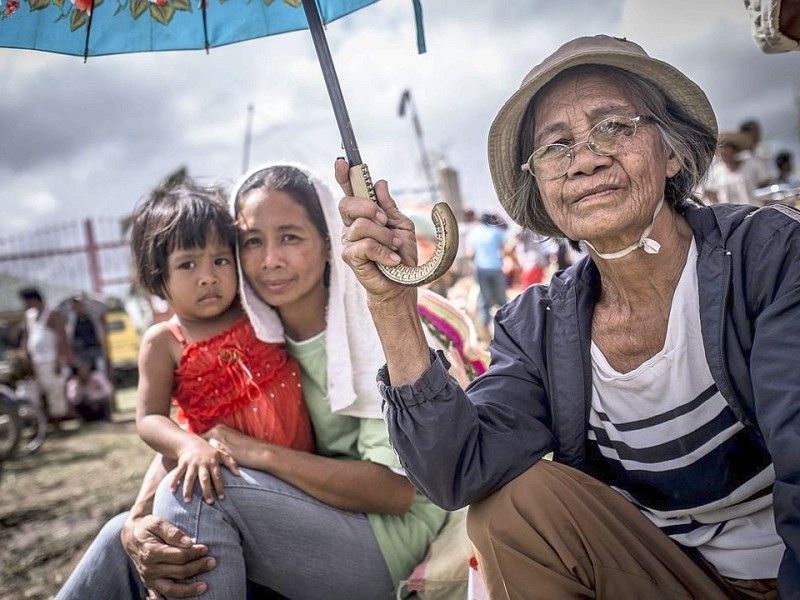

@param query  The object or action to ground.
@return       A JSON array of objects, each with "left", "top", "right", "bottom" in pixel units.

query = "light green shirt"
[{"left": 285, "top": 332, "right": 447, "bottom": 585}]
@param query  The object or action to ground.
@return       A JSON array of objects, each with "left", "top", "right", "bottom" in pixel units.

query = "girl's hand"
[
  {"left": 171, "top": 437, "right": 239, "bottom": 504},
  {"left": 335, "top": 158, "right": 419, "bottom": 305}
]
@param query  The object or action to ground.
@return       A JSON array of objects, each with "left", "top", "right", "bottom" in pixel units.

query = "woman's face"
[
  {"left": 237, "top": 188, "right": 329, "bottom": 318},
  {"left": 531, "top": 71, "right": 679, "bottom": 249}
]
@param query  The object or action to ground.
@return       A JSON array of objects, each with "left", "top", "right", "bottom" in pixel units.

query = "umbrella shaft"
[{"left": 301, "top": 0, "right": 362, "bottom": 166}]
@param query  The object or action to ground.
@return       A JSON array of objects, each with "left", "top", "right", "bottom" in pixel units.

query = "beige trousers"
[
  {"left": 467, "top": 461, "right": 778, "bottom": 599},
  {"left": 33, "top": 360, "right": 69, "bottom": 418}
]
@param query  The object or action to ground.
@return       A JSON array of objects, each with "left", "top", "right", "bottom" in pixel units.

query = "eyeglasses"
[{"left": 521, "top": 115, "right": 648, "bottom": 181}]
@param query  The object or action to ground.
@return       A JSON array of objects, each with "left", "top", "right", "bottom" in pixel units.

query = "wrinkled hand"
[
  {"left": 335, "top": 158, "right": 419, "bottom": 303},
  {"left": 202, "top": 423, "right": 262, "bottom": 470},
  {"left": 171, "top": 437, "right": 239, "bottom": 504},
  {"left": 121, "top": 514, "right": 214, "bottom": 599}
]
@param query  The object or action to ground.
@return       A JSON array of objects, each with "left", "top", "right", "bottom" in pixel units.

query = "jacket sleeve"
[
  {"left": 379, "top": 301, "right": 555, "bottom": 510},
  {"left": 747, "top": 206, "right": 800, "bottom": 597}
]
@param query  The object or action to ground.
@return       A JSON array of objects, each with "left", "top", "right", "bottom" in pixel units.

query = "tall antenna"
[{"left": 399, "top": 89, "right": 437, "bottom": 204}]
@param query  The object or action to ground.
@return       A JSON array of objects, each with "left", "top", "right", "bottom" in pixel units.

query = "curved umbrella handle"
[{"left": 349, "top": 163, "right": 459, "bottom": 287}]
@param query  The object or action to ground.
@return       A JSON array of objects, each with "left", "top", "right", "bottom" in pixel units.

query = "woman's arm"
[{"left": 202, "top": 424, "right": 415, "bottom": 516}]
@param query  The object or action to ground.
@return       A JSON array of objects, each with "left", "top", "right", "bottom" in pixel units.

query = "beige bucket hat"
[{"left": 488, "top": 35, "right": 718, "bottom": 221}]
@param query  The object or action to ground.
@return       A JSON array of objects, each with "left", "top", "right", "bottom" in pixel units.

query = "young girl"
[{"left": 131, "top": 181, "right": 314, "bottom": 505}]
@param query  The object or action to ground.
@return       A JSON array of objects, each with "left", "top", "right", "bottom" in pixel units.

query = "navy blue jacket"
[{"left": 381, "top": 202, "right": 800, "bottom": 597}]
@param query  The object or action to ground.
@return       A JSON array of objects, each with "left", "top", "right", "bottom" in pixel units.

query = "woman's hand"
[
  {"left": 202, "top": 424, "right": 264, "bottom": 470},
  {"left": 120, "top": 514, "right": 214, "bottom": 599},
  {"left": 171, "top": 436, "right": 239, "bottom": 504},
  {"left": 335, "top": 158, "right": 419, "bottom": 304}
]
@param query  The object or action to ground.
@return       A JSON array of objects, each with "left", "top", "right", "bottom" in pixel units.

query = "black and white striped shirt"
[{"left": 587, "top": 240, "right": 783, "bottom": 579}]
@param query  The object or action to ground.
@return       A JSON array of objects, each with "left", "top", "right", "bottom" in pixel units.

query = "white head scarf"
[{"left": 230, "top": 162, "right": 384, "bottom": 419}]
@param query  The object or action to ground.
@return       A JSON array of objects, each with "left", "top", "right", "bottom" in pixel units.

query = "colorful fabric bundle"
[{"left": 417, "top": 288, "right": 490, "bottom": 381}]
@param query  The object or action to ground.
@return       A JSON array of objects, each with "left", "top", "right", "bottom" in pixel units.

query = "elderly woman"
[{"left": 337, "top": 35, "right": 800, "bottom": 599}]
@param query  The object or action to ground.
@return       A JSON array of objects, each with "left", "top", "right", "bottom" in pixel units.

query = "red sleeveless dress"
[{"left": 167, "top": 315, "right": 314, "bottom": 453}]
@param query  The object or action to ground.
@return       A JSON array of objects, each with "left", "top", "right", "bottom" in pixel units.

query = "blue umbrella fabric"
[{"left": 0, "top": 0, "right": 423, "bottom": 59}]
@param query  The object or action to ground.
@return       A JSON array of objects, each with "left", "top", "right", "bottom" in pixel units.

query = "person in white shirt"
[
  {"left": 18, "top": 287, "right": 73, "bottom": 420},
  {"left": 702, "top": 132, "right": 757, "bottom": 205}
]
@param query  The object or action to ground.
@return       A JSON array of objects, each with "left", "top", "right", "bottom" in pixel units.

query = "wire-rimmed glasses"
[{"left": 521, "top": 115, "right": 648, "bottom": 180}]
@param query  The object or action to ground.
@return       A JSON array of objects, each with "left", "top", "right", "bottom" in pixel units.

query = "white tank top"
[{"left": 25, "top": 307, "right": 59, "bottom": 363}]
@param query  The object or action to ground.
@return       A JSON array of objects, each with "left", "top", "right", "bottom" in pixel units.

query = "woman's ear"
[{"left": 665, "top": 151, "right": 680, "bottom": 179}]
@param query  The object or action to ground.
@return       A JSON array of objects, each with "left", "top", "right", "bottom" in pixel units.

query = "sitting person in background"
[
  {"left": 66, "top": 295, "right": 109, "bottom": 376},
  {"left": 66, "top": 361, "right": 113, "bottom": 422}
]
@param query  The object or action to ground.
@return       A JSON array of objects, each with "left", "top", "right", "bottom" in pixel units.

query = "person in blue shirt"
[{"left": 465, "top": 212, "right": 509, "bottom": 339}]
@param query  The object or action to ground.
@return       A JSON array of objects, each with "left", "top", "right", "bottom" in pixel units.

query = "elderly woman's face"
[{"left": 532, "top": 71, "right": 679, "bottom": 248}]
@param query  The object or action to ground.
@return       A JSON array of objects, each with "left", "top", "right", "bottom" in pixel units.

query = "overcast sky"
[{"left": 0, "top": 0, "right": 798, "bottom": 238}]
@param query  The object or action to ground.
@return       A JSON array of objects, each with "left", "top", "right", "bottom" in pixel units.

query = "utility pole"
[
  {"left": 84, "top": 219, "right": 102, "bottom": 295},
  {"left": 399, "top": 89, "right": 437, "bottom": 204},
  {"left": 242, "top": 104, "right": 255, "bottom": 175}
]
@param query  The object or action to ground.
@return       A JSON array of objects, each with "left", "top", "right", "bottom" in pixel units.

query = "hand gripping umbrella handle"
[
  {"left": 349, "top": 163, "right": 459, "bottom": 287},
  {"left": 299, "top": 0, "right": 457, "bottom": 286}
]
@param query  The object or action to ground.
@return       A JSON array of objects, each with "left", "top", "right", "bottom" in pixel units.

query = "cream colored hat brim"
[{"left": 488, "top": 35, "right": 718, "bottom": 225}]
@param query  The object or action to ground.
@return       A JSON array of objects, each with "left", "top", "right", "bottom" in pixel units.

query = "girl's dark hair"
[
  {"left": 512, "top": 65, "right": 717, "bottom": 239},
  {"left": 130, "top": 180, "right": 237, "bottom": 299},
  {"left": 234, "top": 165, "right": 329, "bottom": 243}
]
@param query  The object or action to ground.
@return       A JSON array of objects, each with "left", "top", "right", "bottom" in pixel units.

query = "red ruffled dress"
[{"left": 167, "top": 315, "right": 314, "bottom": 453}]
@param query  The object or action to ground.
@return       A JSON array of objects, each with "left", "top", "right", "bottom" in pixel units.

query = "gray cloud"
[{"left": 0, "top": 0, "right": 798, "bottom": 240}]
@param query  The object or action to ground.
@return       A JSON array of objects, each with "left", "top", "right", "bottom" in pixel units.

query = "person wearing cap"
[
  {"left": 337, "top": 34, "right": 800, "bottom": 599},
  {"left": 702, "top": 131, "right": 758, "bottom": 205}
]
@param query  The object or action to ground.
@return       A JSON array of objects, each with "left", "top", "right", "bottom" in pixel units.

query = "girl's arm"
[
  {"left": 203, "top": 425, "right": 415, "bottom": 516},
  {"left": 135, "top": 324, "right": 189, "bottom": 457},
  {"left": 135, "top": 325, "right": 238, "bottom": 503}
]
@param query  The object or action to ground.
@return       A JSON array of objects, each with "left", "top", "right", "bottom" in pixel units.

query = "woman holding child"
[{"left": 56, "top": 164, "right": 446, "bottom": 600}]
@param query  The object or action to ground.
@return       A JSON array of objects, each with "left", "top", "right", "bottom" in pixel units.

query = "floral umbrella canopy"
[{"left": 0, "top": 0, "right": 398, "bottom": 58}]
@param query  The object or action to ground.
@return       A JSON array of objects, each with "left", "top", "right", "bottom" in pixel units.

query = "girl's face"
[
  {"left": 237, "top": 188, "right": 329, "bottom": 321},
  {"left": 164, "top": 231, "right": 237, "bottom": 323}
]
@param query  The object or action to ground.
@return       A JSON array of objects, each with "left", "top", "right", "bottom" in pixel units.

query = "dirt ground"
[{"left": 0, "top": 388, "right": 152, "bottom": 600}]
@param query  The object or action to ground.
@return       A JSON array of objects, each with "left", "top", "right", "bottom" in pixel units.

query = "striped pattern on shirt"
[{"left": 586, "top": 240, "right": 782, "bottom": 579}]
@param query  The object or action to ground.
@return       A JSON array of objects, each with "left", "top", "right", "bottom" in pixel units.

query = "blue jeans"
[
  {"left": 57, "top": 468, "right": 394, "bottom": 600},
  {"left": 55, "top": 512, "right": 145, "bottom": 600},
  {"left": 475, "top": 268, "right": 508, "bottom": 326}
]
